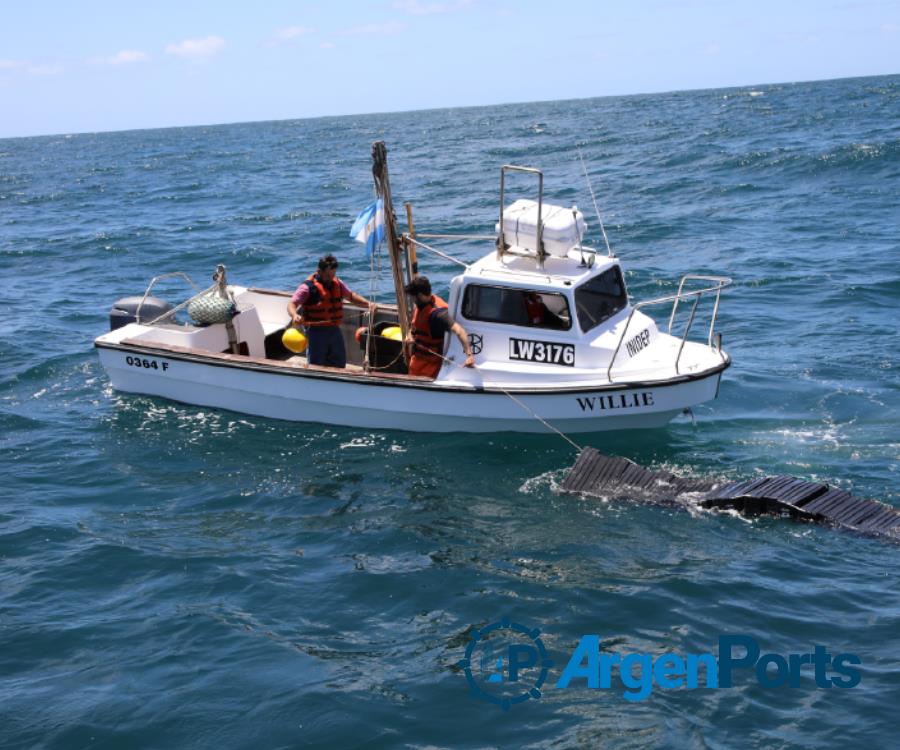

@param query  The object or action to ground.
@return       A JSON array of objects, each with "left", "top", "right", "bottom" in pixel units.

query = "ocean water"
[{"left": 1, "top": 75, "right": 899, "bottom": 748}]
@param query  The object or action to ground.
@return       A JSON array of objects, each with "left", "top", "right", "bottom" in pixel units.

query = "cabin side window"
[
  {"left": 574, "top": 266, "right": 628, "bottom": 332},
  {"left": 461, "top": 285, "right": 572, "bottom": 330}
]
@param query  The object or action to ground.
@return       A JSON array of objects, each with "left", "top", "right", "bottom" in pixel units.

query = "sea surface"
[{"left": 1, "top": 75, "right": 899, "bottom": 749}]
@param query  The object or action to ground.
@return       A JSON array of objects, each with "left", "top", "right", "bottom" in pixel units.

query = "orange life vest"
[
  {"left": 525, "top": 296, "right": 544, "bottom": 325},
  {"left": 302, "top": 273, "right": 344, "bottom": 327},
  {"left": 412, "top": 294, "right": 448, "bottom": 358}
]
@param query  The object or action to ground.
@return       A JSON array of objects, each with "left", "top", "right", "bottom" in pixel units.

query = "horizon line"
[{"left": 2, "top": 70, "right": 897, "bottom": 142}]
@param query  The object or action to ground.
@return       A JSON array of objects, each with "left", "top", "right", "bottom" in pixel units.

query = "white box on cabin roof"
[{"left": 497, "top": 199, "right": 587, "bottom": 258}]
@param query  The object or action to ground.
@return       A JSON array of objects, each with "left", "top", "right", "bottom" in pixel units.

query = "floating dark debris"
[{"left": 561, "top": 448, "right": 900, "bottom": 541}]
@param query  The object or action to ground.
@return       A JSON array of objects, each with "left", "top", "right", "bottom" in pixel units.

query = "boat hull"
[{"left": 96, "top": 344, "right": 726, "bottom": 434}]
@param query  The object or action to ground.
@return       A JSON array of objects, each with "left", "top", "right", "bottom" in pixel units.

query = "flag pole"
[{"left": 371, "top": 141, "right": 411, "bottom": 358}]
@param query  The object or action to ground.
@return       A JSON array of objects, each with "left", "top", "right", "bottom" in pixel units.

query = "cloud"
[
  {"left": 393, "top": 0, "right": 472, "bottom": 14},
  {"left": 165, "top": 36, "right": 226, "bottom": 59},
  {"left": 319, "top": 41, "right": 336, "bottom": 49},
  {"left": 27, "top": 64, "right": 64, "bottom": 76},
  {"left": 774, "top": 31, "right": 820, "bottom": 46},
  {"left": 0, "top": 58, "right": 63, "bottom": 75},
  {"left": 342, "top": 21, "right": 407, "bottom": 35},
  {"left": 271, "top": 25, "right": 316, "bottom": 45},
  {"left": 91, "top": 49, "right": 150, "bottom": 65}
]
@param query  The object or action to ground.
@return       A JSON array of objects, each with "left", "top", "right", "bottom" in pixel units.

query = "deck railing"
[
  {"left": 607, "top": 275, "right": 731, "bottom": 381},
  {"left": 136, "top": 272, "right": 204, "bottom": 325}
]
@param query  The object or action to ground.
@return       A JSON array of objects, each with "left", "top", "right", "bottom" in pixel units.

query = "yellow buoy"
[
  {"left": 282, "top": 327, "right": 308, "bottom": 354},
  {"left": 381, "top": 326, "right": 403, "bottom": 341}
]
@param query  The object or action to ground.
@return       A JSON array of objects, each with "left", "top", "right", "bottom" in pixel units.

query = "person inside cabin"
[
  {"left": 288, "top": 254, "right": 375, "bottom": 368},
  {"left": 523, "top": 290, "right": 566, "bottom": 329},
  {"left": 523, "top": 290, "right": 548, "bottom": 326},
  {"left": 404, "top": 276, "right": 475, "bottom": 378}
]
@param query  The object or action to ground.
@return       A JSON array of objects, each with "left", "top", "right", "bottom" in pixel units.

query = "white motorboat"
[{"left": 95, "top": 143, "right": 731, "bottom": 434}]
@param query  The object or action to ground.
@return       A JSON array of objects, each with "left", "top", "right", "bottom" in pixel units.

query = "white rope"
[
  {"left": 363, "top": 236, "right": 389, "bottom": 372},
  {"left": 427, "top": 347, "right": 583, "bottom": 453},
  {"left": 493, "top": 385, "right": 584, "bottom": 453}
]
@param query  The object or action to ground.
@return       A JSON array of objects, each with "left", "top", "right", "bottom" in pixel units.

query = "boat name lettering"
[
  {"left": 125, "top": 355, "right": 169, "bottom": 372},
  {"left": 576, "top": 391, "right": 655, "bottom": 412},
  {"left": 625, "top": 328, "right": 651, "bottom": 358},
  {"left": 509, "top": 338, "right": 575, "bottom": 367}
]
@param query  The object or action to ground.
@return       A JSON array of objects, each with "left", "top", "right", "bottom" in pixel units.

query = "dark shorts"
[{"left": 306, "top": 326, "right": 346, "bottom": 368}]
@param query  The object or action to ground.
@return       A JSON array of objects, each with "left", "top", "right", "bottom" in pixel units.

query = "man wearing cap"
[
  {"left": 404, "top": 275, "right": 475, "bottom": 378},
  {"left": 288, "top": 255, "right": 375, "bottom": 368}
]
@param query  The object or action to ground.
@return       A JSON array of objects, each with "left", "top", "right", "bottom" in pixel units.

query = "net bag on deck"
[
  {"left": 187, "top": 265, "right": 237, "bottom": 325},
  {"left": 187, "top": 292, "right": 236, "bottom": 325}
]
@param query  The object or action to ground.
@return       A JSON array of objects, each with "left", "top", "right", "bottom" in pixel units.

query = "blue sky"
[{"left": 1, "top": 0, "right": 897, "bottom": 138}]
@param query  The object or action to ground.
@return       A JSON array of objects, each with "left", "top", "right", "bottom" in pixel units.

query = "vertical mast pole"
[
  {"left": 404, "top": 201, "right": 419, "bottom": 280},
  {"left": 371, "top": 141, "right": 411, "bottom": 351}
]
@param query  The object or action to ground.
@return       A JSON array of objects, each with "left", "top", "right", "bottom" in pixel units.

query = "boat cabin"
[{"left": 445, "top": 248, "right": 634, "bottom": 372}]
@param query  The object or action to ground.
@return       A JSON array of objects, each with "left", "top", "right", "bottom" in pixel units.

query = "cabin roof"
[{"left": 464, "top": 246, "right": 618, "bottom": 290}]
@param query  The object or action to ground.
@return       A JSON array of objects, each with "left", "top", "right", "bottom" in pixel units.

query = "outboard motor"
[{"left": 109, "top": 296, "right": 173, "bottom": 331}]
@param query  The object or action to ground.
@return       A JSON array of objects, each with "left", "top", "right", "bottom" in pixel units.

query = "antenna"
[
  {"left": 573, "top": 205, "right": 591, "bottom": 268},
  {"left": 577, "top": 147, "right": 613, "bottom": 257}
]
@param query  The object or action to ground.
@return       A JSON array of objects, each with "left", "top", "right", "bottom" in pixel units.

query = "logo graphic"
[
  {"left": 468, "top": 333, "right": 483, "bottom": 355},
  {"left": 458, "top": 618, "right": 553, "bottom": 710},
  {"left": 458, "top": 621, "right": 862, "bottom": 709}
]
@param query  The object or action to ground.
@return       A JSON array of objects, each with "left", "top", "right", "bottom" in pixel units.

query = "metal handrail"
[
  {"left": 498, "top": 165, "right": 544, "bottom": 267},
  {"left": 415, "top": 233, "right": 497, "bottom": 241},
  {"left": 136, "top": 271, "right": 202, "bottom": 324},
  {"left": 607, "top": 275, "right": 731, "bottom": 381},
  {"left": 667, "top": 275, "right": 730, "bottom": 339}
]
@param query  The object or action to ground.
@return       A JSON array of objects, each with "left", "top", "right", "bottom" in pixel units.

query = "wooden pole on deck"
[
  {"left": 371, "top": 142, "right": 411, "bottom": 357},
  {"left": 404, "top": 201, "right": 419, "bottom": 280}
]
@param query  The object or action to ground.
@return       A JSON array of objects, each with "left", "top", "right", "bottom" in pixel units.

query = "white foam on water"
[{"left": 517, "top": 468, "right": 567, "bottom": 495}]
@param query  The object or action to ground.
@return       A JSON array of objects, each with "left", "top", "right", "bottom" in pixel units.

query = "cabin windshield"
[
  {"left": 574, "top": 266, "right": 628, "bottom": 332},
  {"left": 462, "top": 284, "right": 571, "bottom": 330}
]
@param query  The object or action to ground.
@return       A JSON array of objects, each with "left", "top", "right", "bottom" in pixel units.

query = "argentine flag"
[{"left": 350, "top": 199, "right": 384, "bottom": 258}]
